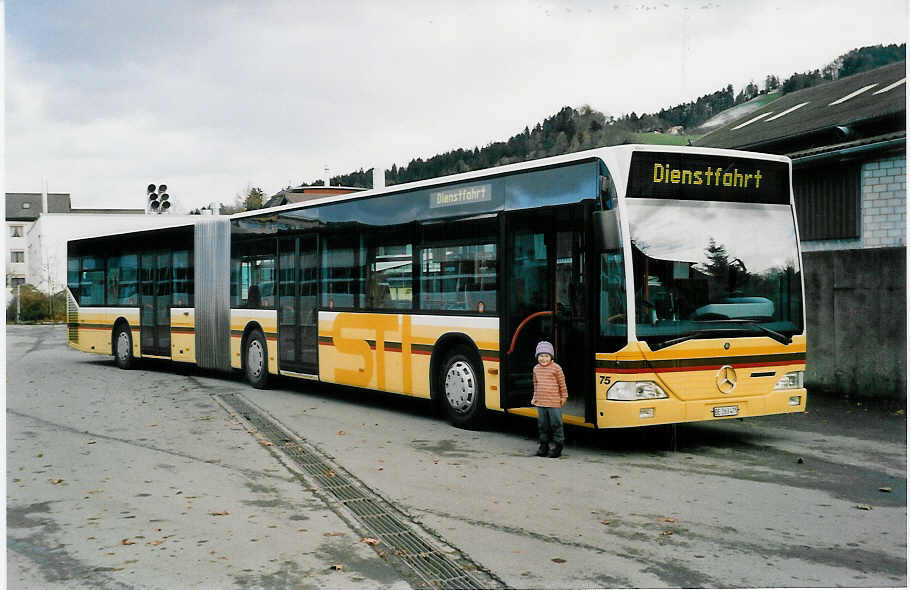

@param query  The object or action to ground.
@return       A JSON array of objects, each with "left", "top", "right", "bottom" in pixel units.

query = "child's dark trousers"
[{"left": 536, "top": 407, "right": 565, "bottom": 445}]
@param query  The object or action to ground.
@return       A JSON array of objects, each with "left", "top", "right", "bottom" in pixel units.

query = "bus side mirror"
[{"left": 593, "top": 210, "right": 621, "bottom": 251}]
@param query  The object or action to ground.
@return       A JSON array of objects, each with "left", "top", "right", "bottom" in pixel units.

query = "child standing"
[{"left": 531, "top": 341, "right": 568, "bottom": 458}]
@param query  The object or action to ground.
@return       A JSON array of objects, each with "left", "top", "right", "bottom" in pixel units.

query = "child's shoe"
[
  {"left": 536, "top": 443, "right": 549, "bottom": 457},
  {"left": 548, "top": 443, "right": 563, "bottom": 458}
]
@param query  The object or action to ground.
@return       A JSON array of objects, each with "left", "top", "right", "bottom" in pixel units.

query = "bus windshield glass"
[{"left": 625, "top": 198, "right": 803, "bottom": 349}]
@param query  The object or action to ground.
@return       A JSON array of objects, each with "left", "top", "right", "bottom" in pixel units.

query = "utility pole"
[{"left": 17, "top": 284, "right": 21, "bottom": 324}]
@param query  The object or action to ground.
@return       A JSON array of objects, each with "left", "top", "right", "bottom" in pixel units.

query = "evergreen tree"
[{"left": 245, "top": 187, "right": 265, "bottom": 210}]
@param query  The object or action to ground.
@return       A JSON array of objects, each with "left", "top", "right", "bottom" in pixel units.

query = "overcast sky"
[{"left": 4, "top": 0, "right": 906, "bottom": 212}]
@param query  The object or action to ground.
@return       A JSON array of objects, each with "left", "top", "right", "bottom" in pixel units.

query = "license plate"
[{"left": 713, "top": 405, "right": 739, "bottom": 417}]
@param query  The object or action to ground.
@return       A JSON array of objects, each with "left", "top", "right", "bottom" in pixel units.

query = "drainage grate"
[{"left": 217, "top": 393, "right": 502, "bottom": 590}]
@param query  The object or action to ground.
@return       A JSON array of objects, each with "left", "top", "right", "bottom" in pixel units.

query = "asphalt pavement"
[{"left": 6, "top": 325, "right": 907, "bottom": 588}]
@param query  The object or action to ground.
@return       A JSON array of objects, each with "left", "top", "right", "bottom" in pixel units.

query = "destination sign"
[
  {"left": 627, "top": 152, "right": 790, "bottom": 204},
  {"left": 429, "top": 184, "right": 492, "bottom": 208}
]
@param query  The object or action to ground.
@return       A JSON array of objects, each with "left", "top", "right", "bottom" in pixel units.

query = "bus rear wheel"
[
  {"left": 244, "top": 329, "right": 269, "bottom": 389},
  {"left": 440, "top": 348, "right": 486, "bottom": 429},
  {"left": 114, "top": 323, "right": 134, "bottom": 370}
]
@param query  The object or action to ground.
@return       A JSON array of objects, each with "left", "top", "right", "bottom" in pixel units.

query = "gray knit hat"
[{"left": 535, "top": 341, "right": 555, "bottom": 359}]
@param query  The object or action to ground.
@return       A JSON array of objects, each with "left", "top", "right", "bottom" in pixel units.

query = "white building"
[{"left": 6, "top": 193, "right": 73, "bottom": 288}]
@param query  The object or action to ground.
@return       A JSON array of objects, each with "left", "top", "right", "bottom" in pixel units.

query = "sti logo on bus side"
[{"left": 652, "top": 163, "right": 764, "bottom": 189}]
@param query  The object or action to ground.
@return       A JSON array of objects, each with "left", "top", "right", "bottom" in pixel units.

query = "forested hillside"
[{"left": 299, "top": 43, "right": 904, "bottom": 191}]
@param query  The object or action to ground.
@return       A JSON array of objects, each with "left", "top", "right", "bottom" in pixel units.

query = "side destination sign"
[
  {"left": 430, "top": 184, "right": 492, "bottom": 208},
  {"left": 627, "top": 151, "right": 790, "bottom": 204}
]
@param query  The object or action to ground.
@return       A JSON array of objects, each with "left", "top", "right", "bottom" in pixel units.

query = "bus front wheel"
[
  {"left": 114, "top": 323, "right": 134, "bottom": 370},
  {"left": 440, "top": 348, "right": 486, "bottom": 429},
  {"left": 244, "top": 329, "right": 269, "bottom": 389}
]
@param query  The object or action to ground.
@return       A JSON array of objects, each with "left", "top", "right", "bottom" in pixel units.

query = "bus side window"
[
  {"left": 420, "top": 242, "right": 497, "bottom": 313},
  {"left": 172, "top": 250, "right": 192, "bottom": 308},
  {"left": 79, "top": 255, "right": 105, "bottom": 306},
  {"left": 599, "top": 250, "right": 627, "bottom": 351},
  {"left": 231, "top": 240, "right": 275, "bottom": 310},
  {"left": 68, "top": 256, "right": 81, "bottom": 303},
  {"left": 366, "top": 241, "right": 412, "bottom": 310},
  {"left": 322, "top": 234, "right": 364, "bottom": 310}
]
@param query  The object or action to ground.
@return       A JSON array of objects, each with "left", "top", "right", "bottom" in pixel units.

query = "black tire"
[
  {"left": 113, "top": 323, "right": 134, "bottom": 370},
  {"left": 439, "top": 348, "right": 487, "bottom": 429},
  {"left": 244, "top": 329, "right": 269, "bottom": 389}
]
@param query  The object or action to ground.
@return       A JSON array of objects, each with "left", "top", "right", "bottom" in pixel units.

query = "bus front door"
[
  {"left": 502, "top": 209, "right": 590, "bottom": 419},
  {"left": 278, "top": 236, "right": 319, "bottom": 375}
]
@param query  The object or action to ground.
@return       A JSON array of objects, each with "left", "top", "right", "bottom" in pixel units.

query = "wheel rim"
[
  {"left": 117, "top": 331, "right": 130, "bottom": 361},
  {"left": 247, "top": 339, "right": 264, "bottom": 378},
  {"left": 444, "top": 360, "right": 476, "bottom": 414}
]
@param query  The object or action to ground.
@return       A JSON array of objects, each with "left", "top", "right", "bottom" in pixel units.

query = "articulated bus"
[{"left": 67, "top": 145, "right": 807, "bottom": 430}]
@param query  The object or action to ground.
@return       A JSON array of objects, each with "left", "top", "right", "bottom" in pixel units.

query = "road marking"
[{"left": 215, "top": 392, "right": 505, "bottom": 590}]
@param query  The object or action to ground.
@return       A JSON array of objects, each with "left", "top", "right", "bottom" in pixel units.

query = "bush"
[{"left": 6, "top": 284, "right": 67, "bottom": 323}]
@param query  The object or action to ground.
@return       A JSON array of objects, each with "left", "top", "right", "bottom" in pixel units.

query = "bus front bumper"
[{"left": 594, "top": 389, "right": 807, "bottom": 429}]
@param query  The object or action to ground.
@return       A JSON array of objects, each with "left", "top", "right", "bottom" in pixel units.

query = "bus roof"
[{"left": 231, "top": 145, "right": 791, "bottom": 221}]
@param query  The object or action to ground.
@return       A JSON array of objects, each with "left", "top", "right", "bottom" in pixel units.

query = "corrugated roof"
[
  {"left": 695, "top": 61, "right": 906, "bottom": 151},
  {"left": 5, "top": 193, "right": 72, "bottom": 221},
  {"left": 263, "top": 186, "right": 364, "bottom": 208}
]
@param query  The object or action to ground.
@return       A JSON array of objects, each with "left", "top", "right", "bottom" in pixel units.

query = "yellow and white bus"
[{"left": 67, "top": 145, "right": 807, "bottom": 429}]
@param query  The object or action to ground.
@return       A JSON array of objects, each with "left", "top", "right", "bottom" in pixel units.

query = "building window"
[
  {"left": 10, "top": 251, "right": 25, "bottom": 263},
  {"left": 793, "top": 163, "right": 860, "bottom": 240},
  {"left": 21, "top": 202, "right": 31, "bottom": 209},
  {"left": 9, "top": 277, "right": 25, "bottom": 287},
  {"left": 10, "top": 225, "right": 24, "bottom": 238}
]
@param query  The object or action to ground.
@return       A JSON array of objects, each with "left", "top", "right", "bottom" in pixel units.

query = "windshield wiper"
[
  {"left": 700, "top": 319, "right": 792, "bottom": 345},
  {"left": 651, "top": 329, "right": 737, "bottom": 351},
  {"left": 651, "top": 321, "right": 792, "bottom": 351}
]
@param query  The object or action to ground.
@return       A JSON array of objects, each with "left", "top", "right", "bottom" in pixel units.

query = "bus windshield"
[{"left": 625, "top": 198, "right": 803, "bottom": 349}]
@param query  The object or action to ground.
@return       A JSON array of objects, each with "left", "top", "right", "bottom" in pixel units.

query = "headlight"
[
  {"left": 607, "top": 381, "right": 669, "bottom": 401},
  {"left": 774, "top": 371, "right": 804, "bottom": 390}
]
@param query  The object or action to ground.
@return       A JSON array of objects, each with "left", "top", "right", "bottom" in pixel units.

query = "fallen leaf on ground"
[
  {"left": 879, "top": 487, "right": 893, "bottom": 493},
  {"left": 329, "top": 564, "right": 343, "bottom": 571},
  {"left": 337, "top": 430, "right": 346, "bottom": 436},
  {"left": 661, "top": 530, "right": 674, "bottom": 536},
  {"left": 121, "top": 538, "right": 135, "bottom": 545},
  {"left": 362, "top": 537, "right": 380, "bottom": 546},
  {"left": 262, "top": 440, "right": 273, "bottom": 447},
  {"left": 148, "top": 540, "right": 163, "bottom": 546},
  {"left": 856, "top": 504, "right": 872, "bottom": 510},
  {"left": 52, "top": 479, "right": 64, "bottom": 485},
  {"left": 87, "top": 440, "right": 96, "bottom": 445},
  {"left": 210, "top": 510, "right": 229, "bottom": 516},
  {"left": 324, "top": 532, "right": 343, "bottom": 537},
  {"left": 327, "top": 470, "right": 336, "bottom": 478},
  {"left": 663, "top": 517, "right": 677, "bottom": 523},
  {"left": 551, "top": 558, "right": 566, "bottom": 564},
  {"left": 601, "top": 520, "right": 611, "bottom": 525}
]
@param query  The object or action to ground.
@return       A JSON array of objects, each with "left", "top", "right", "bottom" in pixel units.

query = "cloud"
[{"left": 5, "top": 0, "right": 906, "bottom": 209}]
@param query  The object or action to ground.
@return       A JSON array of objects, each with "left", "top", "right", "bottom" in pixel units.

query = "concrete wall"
[
  {"left": 861, "top": 155, "right": 906, "bottom": 248},
  {"left": 803, "top": 246, "right": 906, "bottom": 399}
]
